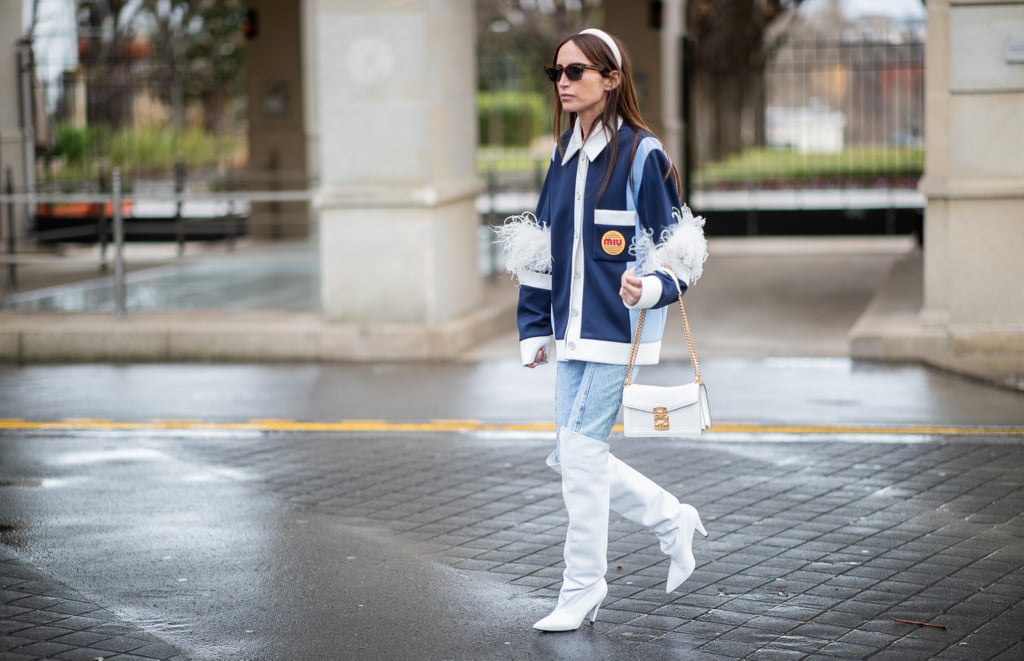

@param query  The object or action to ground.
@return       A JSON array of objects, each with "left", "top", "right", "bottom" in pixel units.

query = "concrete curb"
[
  {"left": 848, "top": 252, "right": 943, "bottom": 360},
  {"left": 0, "top": 284, "right": 518, "bottom": 363},
  {"left": 850, "top": 252, "right": 1024, "bottom": 391}
]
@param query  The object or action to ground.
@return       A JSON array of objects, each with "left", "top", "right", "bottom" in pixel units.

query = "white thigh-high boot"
[
  {"left": 545, "top": 449, "right": 706, "bottom": 593},
  {"left": 533, "top": 429, "right": 610, "bottom": 632}
]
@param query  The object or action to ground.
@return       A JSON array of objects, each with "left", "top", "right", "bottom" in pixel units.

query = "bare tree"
[
  {"left": 76, "top": 0, "right": 143, "bottom": 128},
  {"left": 477, "top": 0, "right": 604, "bottom": 94},
  {"left": 686, "top": 0, "right": 803, "bottom": 164},
  {"left": 138, "top": 0, "right": 246, "bottom": 132}
]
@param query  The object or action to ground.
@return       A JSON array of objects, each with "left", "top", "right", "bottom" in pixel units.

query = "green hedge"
[
  {"left": 107, "top": 127, "right": 236, "bottom": 173},
  {"left": 52, "top": 124, "right": 111, "bottom": 163},
  {"left": 696, "top": 146, "right": 924, "bottom": 187},
  {"left": 44, "top": 124, "right": 239, "bottom": 183},
  {"left": 477, "top": 91, "right": 548, "bottom": 147}
]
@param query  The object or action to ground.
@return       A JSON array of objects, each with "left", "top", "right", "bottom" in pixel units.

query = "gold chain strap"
[
  {"left": 677, "top": 294, "right": 702, "bottom": 384},
  {"left": 624, "top": 270, "right": 702, "bottom": 387},
  {"left": 624, "top": 309, "right": 646, "bottom": 386}
]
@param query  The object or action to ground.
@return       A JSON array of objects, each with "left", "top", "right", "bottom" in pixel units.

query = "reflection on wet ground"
[
  {"left": 0, "top": 228, "right": 502, "bottom": 312},
  {"left": 0, "top": 258, "right": 319, "bottom": 312}
]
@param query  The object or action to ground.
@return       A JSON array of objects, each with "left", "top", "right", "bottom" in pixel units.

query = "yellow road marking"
[
  {"left": 707, "top": 423, "right": 1024, "bottom": 436},
  {"left": 0, "top": 418, "right": 1021, "bottom": 436}
]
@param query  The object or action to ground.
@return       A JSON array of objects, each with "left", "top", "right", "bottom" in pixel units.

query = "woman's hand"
[
  {"left": 620, "top": 268, "right": 642, "bottom": 306},
  {"left": 526, "top": 346, "right": 547, "bottom": 368}
]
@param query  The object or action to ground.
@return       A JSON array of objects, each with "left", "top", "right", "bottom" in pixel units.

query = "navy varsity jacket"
[{"left": 499, "top": 118, "right": 707, "bottom": 366}]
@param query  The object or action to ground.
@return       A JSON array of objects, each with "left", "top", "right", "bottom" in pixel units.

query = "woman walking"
[{"left": 497, "top": 28, "right": 709, "bottom": 633}]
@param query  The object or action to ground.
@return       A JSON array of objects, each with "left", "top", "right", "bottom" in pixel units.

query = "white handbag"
[{"left": 622, "top": 272, "right": 711, "bottom": 438}]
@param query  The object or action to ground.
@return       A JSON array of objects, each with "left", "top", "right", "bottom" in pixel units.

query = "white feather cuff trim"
[
  {"left": 631, "top": 205, "right": 708, "bottom": 285},
  {"left": 493, "top": 212, "right": 552, "bottom": 281}
]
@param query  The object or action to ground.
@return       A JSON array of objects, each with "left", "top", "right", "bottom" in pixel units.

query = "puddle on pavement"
[
  {"left": 54, "top": 448, "right": 168, "bottom": 465},
  {"left": 0, "top": 479, "right": 43, "bottom": 488},
  {"left": 0, "top": 482, "right": 46, "bottom": 548},
  {"left": 0, "top": 521, "right": 27, "bottom": 548}
]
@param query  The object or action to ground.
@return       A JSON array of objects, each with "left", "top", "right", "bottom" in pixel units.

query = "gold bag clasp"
[{"left": 653, "top": 406, "right": 670, "bottom": 431}]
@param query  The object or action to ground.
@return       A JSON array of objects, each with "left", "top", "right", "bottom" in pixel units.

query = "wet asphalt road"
[
  {"left": 2, "top": 358, "right": 1023, "bottom": 427},
  {"left": 0, "top": 424, "right": 701, "bottom": 659},
  {"left": 0, "top": 362, "right": 687, "bottom": 660},
  {"left": 1, "top": 360, "right": 1023, "bottom": 659},
  {"left": 0, "top": 429, "right": 584, "bottom": 660}
]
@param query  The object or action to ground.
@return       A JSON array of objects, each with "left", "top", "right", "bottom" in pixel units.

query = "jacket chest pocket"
[{"left": 593, "top": 209, "right": 636, "bottom": 262}]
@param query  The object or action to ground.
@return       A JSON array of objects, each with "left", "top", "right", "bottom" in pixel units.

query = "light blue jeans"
[{"left": 553, "top": 360, "right": 631, "bottom": 462}]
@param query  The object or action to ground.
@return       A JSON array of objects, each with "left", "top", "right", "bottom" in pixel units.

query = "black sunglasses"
[{"left": 544, "top": 63, "right": 609, "bottom": 83}]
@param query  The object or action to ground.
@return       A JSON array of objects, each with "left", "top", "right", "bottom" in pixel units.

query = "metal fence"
[
  {"left": 776, "top": 37, "right": 925, "bottom": 152},
  {"left": 0, "top": 41, "right": 311, "bottom": 297},
  {"left": 686, "top": 32, "right": 926, "bottom": 235},
  {"left": 693, "top": 33, "right": 925, "bottom": 192},
  {"left": 475, "top": 30, "right": 926, "bottom": 199}
]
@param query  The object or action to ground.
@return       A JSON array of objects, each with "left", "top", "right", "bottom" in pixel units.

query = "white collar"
[{"left": 561, "top": 116, "right": 623, "bottom": 166}]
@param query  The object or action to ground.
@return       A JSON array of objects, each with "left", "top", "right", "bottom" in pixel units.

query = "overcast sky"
[{"left": 803, "top": 0, "right": 926, "bottom": 19}]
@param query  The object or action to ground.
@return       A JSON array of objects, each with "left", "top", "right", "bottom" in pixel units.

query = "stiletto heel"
[{"left": 533, "top": 580, "right": 608, "bottom": 631}]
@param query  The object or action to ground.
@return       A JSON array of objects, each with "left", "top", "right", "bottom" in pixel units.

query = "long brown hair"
[{"left": 549, "top": 31, "right": 682, "bottom": 201}]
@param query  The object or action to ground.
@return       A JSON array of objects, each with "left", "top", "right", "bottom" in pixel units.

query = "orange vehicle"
[{"left": 35, "top": 201, "right": 133, "bottom": 218}]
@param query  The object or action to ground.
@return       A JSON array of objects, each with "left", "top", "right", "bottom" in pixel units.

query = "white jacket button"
[{"left": 567, "top": 342, "right": 576, "bottom": 350}]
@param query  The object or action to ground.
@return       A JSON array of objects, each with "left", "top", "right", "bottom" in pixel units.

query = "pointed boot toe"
[{"left": 533, "top": 581, "right": 607, "bottom": 632}]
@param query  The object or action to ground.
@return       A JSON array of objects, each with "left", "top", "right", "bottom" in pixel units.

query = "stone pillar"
[
  {"left": 313, "top": 0, "right": 483, "bottom": 324},
  {"left": 246, "top": 0, "right": 310, "bottom": 238},
  {"left": 919, "top": 0, "right": 1024, "bottom": 356},
  {"left": 300, "top": 0, "right": 320, "bottom": 226},
  {"left": 0, "top": 2, "right": 25, "bottom": 240},
  {"left": 659, "top": 0, "right": 687, "bottom": 178}
]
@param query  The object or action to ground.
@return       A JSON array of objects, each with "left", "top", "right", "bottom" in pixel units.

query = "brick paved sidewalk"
[
  {"left": 0, "top": 547, "right": 185, "bottom": 660},
  {"left": 175, "top": 431, "right": 1024, "bottom": 659},
  {"left": 2, "top": 430, "right": 1023, "bottom": 659}
]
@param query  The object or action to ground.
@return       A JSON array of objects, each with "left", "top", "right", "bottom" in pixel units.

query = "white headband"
[{"left": 578, "top": 28, "right": 622, "bottom": 69}]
